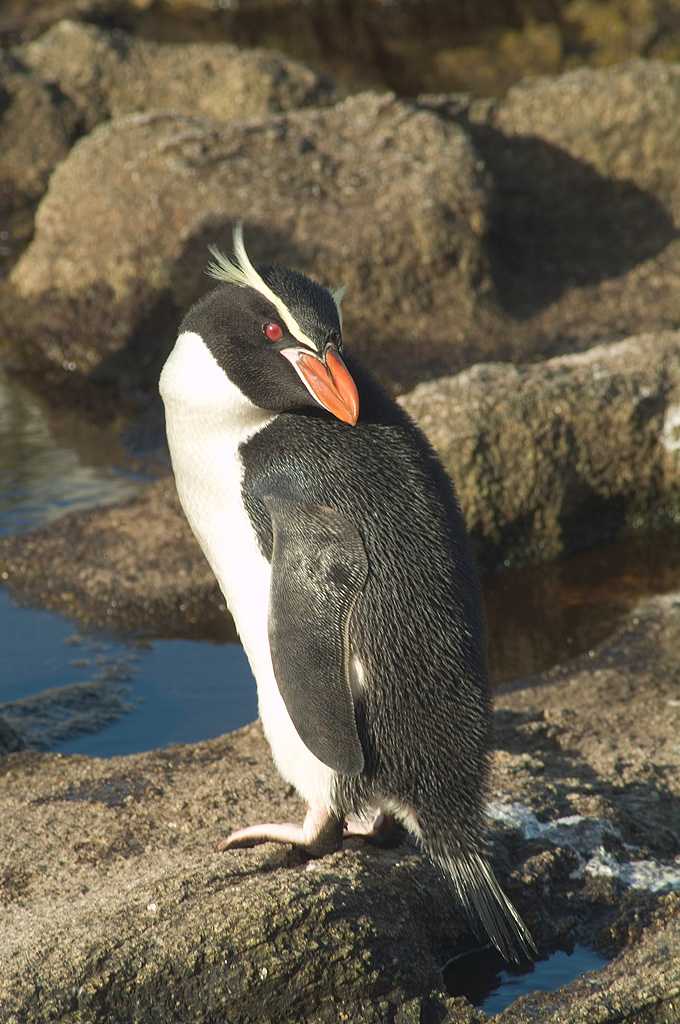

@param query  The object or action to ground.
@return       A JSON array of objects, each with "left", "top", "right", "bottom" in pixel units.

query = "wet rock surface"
[
  {"left": 21, "top": 20, "right": 334, "bottom": 131},
  {"left": 2, "top": 595, "right": 679, "bottom": 1022},
  {"left": 2, "top": 329, "right": 679, "bottom": 630},
  {"left": 0, "top": 716, "right": 24, "bottom": 754}
]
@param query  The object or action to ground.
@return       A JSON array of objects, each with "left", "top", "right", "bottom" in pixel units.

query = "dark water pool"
[
  {"left": 446, "top": 943, "right": 610, "bottom": 1014},
  {"left": 1, "top": 588, "right": 257, "bottom": 756}
]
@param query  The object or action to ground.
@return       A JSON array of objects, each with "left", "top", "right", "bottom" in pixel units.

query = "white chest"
[
  {"left": 159, "top": 331, "right": 336, "bottom": 808},
  {"left": 160, "top": 332, "right": 275, "bottom": 669}
]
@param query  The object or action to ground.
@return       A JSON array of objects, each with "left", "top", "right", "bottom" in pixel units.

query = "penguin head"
[{"left": 161, "top": 225, "right": 359, "bottom": 426}]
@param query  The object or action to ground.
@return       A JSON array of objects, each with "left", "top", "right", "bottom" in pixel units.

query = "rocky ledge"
[{"left": 1, "top": 594, "right": 679, "bottom": 1022}]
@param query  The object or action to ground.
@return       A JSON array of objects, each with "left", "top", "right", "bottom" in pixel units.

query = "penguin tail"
[{"left": 428, "top": 846, "right": 536, "bottom": 964}]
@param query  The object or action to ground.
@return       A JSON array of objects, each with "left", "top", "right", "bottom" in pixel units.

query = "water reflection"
[
  {"left": 445, "top": 942, "right": 609, "bottom": 1014},
  {"left": 485, "top": 527, "right": 680, "bottom": 686},
  {"left": 0, "top": 369, "right": 257, "bottom": 753},
  {"left": 0, "top": 588, "right": 257, "bottom": 756},
  {"left": 0, "top": 368, "right": 146, "bottom": 536}
]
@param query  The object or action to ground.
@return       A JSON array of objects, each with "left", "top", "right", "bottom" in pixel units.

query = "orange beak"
[{"left": 281, "top": 345, "right": 359, "bottom": 426}]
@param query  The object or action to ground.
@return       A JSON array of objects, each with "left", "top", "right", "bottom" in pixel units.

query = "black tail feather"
[{"left": 429, "top": 847, "right": 536, "bottom": 963}]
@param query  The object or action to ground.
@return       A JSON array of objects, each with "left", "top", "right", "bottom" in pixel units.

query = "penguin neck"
[
  {"left": 160, "top": 329, "right": 274, "bottom": 438},
  {"left": 160, "top": 330, "right": 275, "bottom": 598}
]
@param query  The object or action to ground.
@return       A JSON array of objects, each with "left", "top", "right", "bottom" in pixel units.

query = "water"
[
  {"left": 484, "top": 526, "right": 680, "bottom": 685},
  {"left": 445, "top": 943, "right": 610, "bottom": 1014},
  {"left": 0, "top": 367, "right": 144, "bottom": 537},
  {"left": 1, "top": 588, "right": 257, "bottom": 756}
]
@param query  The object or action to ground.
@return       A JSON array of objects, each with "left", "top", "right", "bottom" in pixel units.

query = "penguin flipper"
[{"left": 263, "top": 495, "right": 367, "bottom": 776}]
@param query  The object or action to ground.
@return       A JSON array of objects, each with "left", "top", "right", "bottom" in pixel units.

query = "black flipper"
[{"left": 264, "top": 495, "right": 368, "bottom": 775}]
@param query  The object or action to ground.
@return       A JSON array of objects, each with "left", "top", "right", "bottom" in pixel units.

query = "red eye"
[{"left": 263, "top": 322, "right": 283, "bottom": 342}]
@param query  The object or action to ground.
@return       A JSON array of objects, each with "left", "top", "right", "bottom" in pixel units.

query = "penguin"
[{"left": 159, "top": 224, "right": 535, "bottom": 963}]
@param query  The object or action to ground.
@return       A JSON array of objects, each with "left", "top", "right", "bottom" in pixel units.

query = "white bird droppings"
[{"left": 488, "top": 801, "right": 680, "bottom": 893}]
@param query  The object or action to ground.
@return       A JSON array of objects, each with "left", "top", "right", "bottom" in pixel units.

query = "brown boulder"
[
  {"left": 21, "top": 19, "right": 334, "bottom": 131},
  {"left": 0, "top": 51, "right": 80, "bottom": 271},
  {"left": 401, "top": 330, "right": 680, "bottom": 568},
  {"left": 0, "top": 52, "right": 80, "bottom": 210},
  {"left": 6, "top": 60, "right": 680, "bottom": 396},
  {"left": 2, "top": 94, "right": 491, "bottom": 392},
  {"left": 439, "top": 60, "right": 680, "bottom": 357},
  {"left": 0, "top": 724, "right": 472, "bottom": 1024}
]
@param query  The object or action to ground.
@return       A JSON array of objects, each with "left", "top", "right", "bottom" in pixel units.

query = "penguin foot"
[
  {"left": 216, "top": 805, "right": 343, "bottom": 857},
  {"left": 344, "top": 811, "right": 403, "bottom": 847}
]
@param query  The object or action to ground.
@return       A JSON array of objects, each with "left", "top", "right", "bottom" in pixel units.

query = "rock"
[
  {"left": 2, "top": 592, "right": 680, "bottom": 1021},
  {"left": 6, "top": 59, "right": 680, "bottom": 396},
  {"left": 0, "top": 51, "right": 80, "bottom": 271},
  {"left": 0, "top": 20, "right": 332, "bottom": 278},
  {"left": 0, "top": 52, "right": 80, "bottom": 212},
  {"left": 401, "top": 330, "right": 680, "bottom": 568},
  {"left": 21, "top": 20, "right": 334, "bottom": 132},
  {"left": 494, "top": 593, "right": 680, "bottom": 865},
  {"left": 486, "top": 594, "right": 680, "bottom": 1020},
  {"left": 0, "top": 0, "right": 123, "bottom": 46},
  {"left": 0, "top": 724, "right": 472, "bottom": 1024},
  {"left": 2, "top": 94, "right": 491, "bottom": 392},
  {"left": 438, "top": 60, "right": 680, "bottom": 357},
  {"left": 0, "top": 716, "right": 24, "bottom": 754},
  {"left": 4, "top": 0, "right": 680, "bottom": 99},
  {"left": 3, "top": 329, "right": 679, "bottom": 629}
]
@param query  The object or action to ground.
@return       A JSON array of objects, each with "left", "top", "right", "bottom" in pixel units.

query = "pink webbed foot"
[
  {"left": 344, "top": 811, "right": 403, "bottom": 847},
  {"left": 216, "top": 805, "right": 343, "bottom": 857}
]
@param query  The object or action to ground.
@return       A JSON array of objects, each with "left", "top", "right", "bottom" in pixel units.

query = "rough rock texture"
[
  {"left": 401, "top": 330, "right": 680, "bottom": 568},
  {"left": 493, "top": 594, "right": 680, "bottom": 868},
  {"left": 21, "top": 20, "right": 334, "bottom": 131},
  {"left": 0, "top": 0, "right": 120, "bottom": 46},
  {"left": 4, "top": 0, "right": 680, "bottom": 99},
  {"left": 2, "top": 595, "right": 680, "bottom": 1022},
  {"left": 0, "top": 52, "right": 80, "bottom": 212},
  {"left": 2, "top": 329, "right": 679, "bottom": 630},
  {"left": 5, "top": 60, "right": 680, "bottom": 395},
  {"left": 2, "top": 94, "right": 491, "bottom": 392},
  {"left": 0, "top": 20, "right": 332, "bottom": 277},
  {"left": 0, "top": 725, "right": 473, "bottom": 1024},
  {"left": 452, "top": 59, "right": 680, "bottom": 356},
  {"left": 0, "top": 51, "right": 81, "bottom": 271}
]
